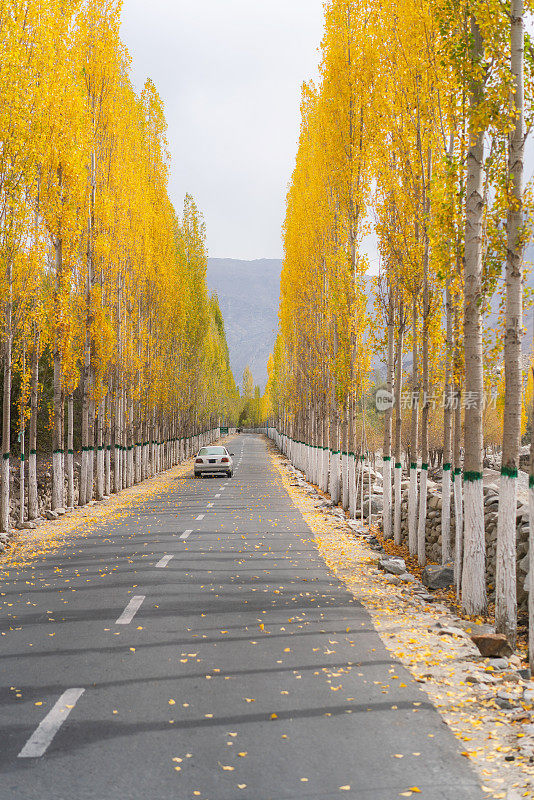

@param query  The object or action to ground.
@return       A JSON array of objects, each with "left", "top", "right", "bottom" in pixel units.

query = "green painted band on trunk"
[
  {"left": 395, "top": 462, "right": 402, "bottom": 469},
  {"left": 2, "top": 452, "right": 9, "bottom": 459},
  {"left": 97, "top": 446, "right": 104, "bottom": 451},
  {"left": 53, "top": 449, "right": 62, "bottom": 454},
  {"left": 501, "top": 466, "right": 518, "bottom": 478},
  {"left": 410, "top": 462, "right": 417, "bottom": 470},
  {"left": 106, "top": 446, "right": 111, "bottom": 451},
  {"left": 443, "top": 463, "right": 451, "bottom": 471},
  {"left": 454, "top": 468, "right": 462, "bottom": 475},
  {"left": 30, "top": 449, "right": 36, "bottom": 455},
  {"left": 529, "top": 475, "right": 534, "bottom": 488},
  {"left": 383, "top": 456, "right": 391, "bottom": 461},
  {"left": 421, "top": 463, "right": 428, "bottom": 470},
  {"left": 20, "top": 453, "right": 25, "bottom": 461},
  {"left": 349, "top": 451, "right": 355, "bottom": 457},
  {"left": 463, "top": 470, "right": 483, "bottom": 482},
  {"left": 68, "top": 449, "right": 74, "bottom": 454},
  {"left": 342, "top": 451, "right": 348, "bottom": 456},
  {"left": 331, "top": 450, "right": 340, "bottom": 454}
]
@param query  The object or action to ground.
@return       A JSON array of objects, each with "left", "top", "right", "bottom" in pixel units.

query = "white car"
[{"left": 194, "top": 445, "right": 234, "bottom": 478}]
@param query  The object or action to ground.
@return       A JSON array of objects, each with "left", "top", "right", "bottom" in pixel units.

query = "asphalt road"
[{"left": 0, "top": 434, "right": 483, "bottom": 800}]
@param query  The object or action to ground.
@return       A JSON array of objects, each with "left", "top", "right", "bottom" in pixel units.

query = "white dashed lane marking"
[
  {"left": 196, "top": 514, "right": 205, "bottom": 520},
  {"left": 180, "top": 529, "right": 193, "bottom": 539},
  {"left": 18, "top": 688, "right": 85, "bottom": 758},
  {"left": 115, "top": 595, "right": 145, "bottom": 625},
  {"left": 155, "top": 554, "right": 173, "bottom": 568},
  {"left": 207, "top": 503, "right": 214, "bottom": 508}
]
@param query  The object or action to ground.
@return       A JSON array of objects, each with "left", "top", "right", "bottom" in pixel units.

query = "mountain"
[
  {"left": 206, "top": 258, "right": 282, "bottom": 390},
  {"left": 207, "top": 250, "right": 534, "bottom": 393}
]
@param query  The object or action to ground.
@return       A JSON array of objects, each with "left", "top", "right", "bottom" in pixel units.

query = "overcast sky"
[{"left": 121, "top": 0, "right": 325, "bottom": 260}]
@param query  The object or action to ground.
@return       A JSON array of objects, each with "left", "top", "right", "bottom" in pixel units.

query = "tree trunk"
[
  {"left": 394, "top": 297, "right": 404, "bottom": 545},
  {"left": 1, "top": 261, "right": 13, "bottom": 534},
  {"left": 52, "top": 238, "right": 63, "bottom": 511},
  {"left": 19, "top": 346, "right": 26, "bottom": 526},
  {"left": 113, "top": 383, "right": 119, "bottom": 493},
  {"left": 461, "top": 16, "right": 487, "bottom": 616},
  {"left": 87, "top": 391, "right": 95, "bottom": 502},
  {"left": 96, "top": 400, "right": 104, "bottom": 500},
  {"left": 67, "top": 394, "right": 74, "bottom": 507},
  {"left": 342, "top": 402, "right": 349, "bottom": 510},
  {"left": 105, "top": 389, "right": 111, "bottom": 496},
  {"left": 408, "top": 298, "right": 419, "bottom": 554},
  {"left": 383, "top": 290, "right": 394, "bottom": 539},
  {"left": 442, "top": 280, "right": 453, "bottom": 564},
  {"left": 28, "top": 330, "right": 40, "bottom": 520},
  {"left": 496, "top": 0, "right": 524, "bottom": 647},
  {"left": 417, "top": 150, "right": 431, "bottom": 567}
]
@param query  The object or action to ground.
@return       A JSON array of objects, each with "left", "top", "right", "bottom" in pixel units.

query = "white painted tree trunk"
[
  {"left": 87, "top": 397, "right": 94, "bottom": 502},
  {"left": 342, "top": 451, "right": 349, "bottom": 510},
  {"left": 496, "top": 473, "right": 518, "bottom": 640},
  {"left": 382, "top": 291, "right": 395, "bottom": 539},
  {"left": 322, "top": 447, "right": 330, "bottom": 493},
  {"left": 462, "top": 477, "right": 486, "bottom": 614},
  {"left": 441, "top": 465, "right": 452, "bottom": 564},
  {"left": 394, "top": 464, "right": 402, "bottom": 545},
  {"left": 349, "top": 454, "right": 357, "bottom": 518},
  {"left": 66, "top": 395, "right": 74, "bottom": 507},
  {"left": 442, "top": 281, "right": 453, "bottom": 564},
  {"left": 453, "top": 469, "right": 463, "bottom": 594},
  {"left": 408, "top": 465, "right": 418, "bottom": 553},
  {"left": 52, "top": 369, "right": 62, "bottom": 511},
  {"left": 104, "top": 394, "right": 111, "bottom": 497},
  {"left": 19, "top": 393, "right": 25, "bottom": 526},
  {"left": 394, "top": 297, "right": 404, "bottom": 545},
  {"left": 28, "top": 452, "right": 38, "bottom": 520},
  {"left": 52, "top": 451, "right": 62, "bottom": 510},
  {"left": 1, "top": 265, "right": 12, "bottom": 533},
  {"left": 383, "top": 457, "right": 392, "bottom": 539},
  {"left": 461, "top": 16, "right": 487, "bottom": 616},
  {"left": 28, "top": 333, "right": 39, "bottom": 520},
  {"left": 417, "top": 466, "right": 427, "bottom": 566},
  {"left": 96, "top": 402, "right": 104, "bottom": 500},
  {"left": 114, "top": 389, "right": 121, "bottom": 494},
  {"left": 330, "top": 450, "right": 341, "bottom": 505},
  {"left": 496, "top": 0, "right": 524, "bottom": 648},
  {"left": 360, "top": 457, "right": 365, "bottom": 525}
]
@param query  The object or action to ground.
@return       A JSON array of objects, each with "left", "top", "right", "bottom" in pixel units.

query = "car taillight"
[
  {"left": 221, "top": 457, "right": 229, "bottom": 463},
  {"left": 195, "top": 458, "right": 203, "bottom": 463}
]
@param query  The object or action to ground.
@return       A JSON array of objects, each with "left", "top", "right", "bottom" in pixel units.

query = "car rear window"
[{"left": 198, "top": 447, "right": 226, "bottom": 455}]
